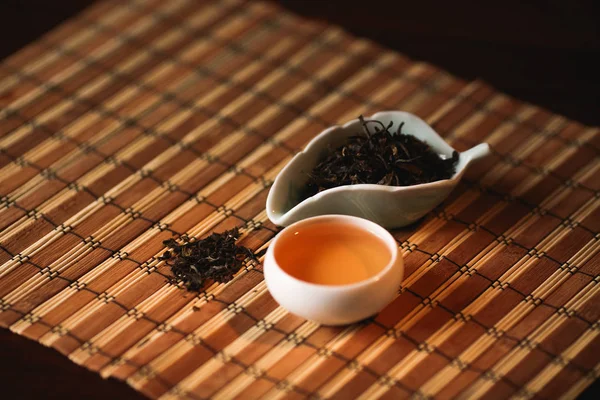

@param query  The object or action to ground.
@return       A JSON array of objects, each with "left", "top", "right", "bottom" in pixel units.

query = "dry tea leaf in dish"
[{"left": 304, "top": 115, "right": 459, "bottom": 198}]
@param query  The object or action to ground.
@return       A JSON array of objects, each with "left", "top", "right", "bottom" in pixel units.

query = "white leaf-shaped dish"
[{"left": 266, "top": 111, "right": 490, "bottom": 228}]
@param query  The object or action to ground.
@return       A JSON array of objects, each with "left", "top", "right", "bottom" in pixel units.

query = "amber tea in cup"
[{"left": 274, "top": 220, "right": 392, "bottom": 286}]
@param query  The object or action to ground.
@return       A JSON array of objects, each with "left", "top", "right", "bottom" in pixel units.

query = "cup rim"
[{"left": 269, "top": 214, "right": 399, "bottom": 290}]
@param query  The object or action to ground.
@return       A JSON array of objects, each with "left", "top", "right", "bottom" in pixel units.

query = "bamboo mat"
[{"left": 1, "top": 0, "right": 599, "bottom": 398}]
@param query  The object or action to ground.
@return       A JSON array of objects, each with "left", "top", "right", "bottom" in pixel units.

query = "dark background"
[
  {"left": 0, "top": 0, "right": 598, "bottom": 398},
  {"left": 279, "top": 0, "right": 600, "bottom": 126}
]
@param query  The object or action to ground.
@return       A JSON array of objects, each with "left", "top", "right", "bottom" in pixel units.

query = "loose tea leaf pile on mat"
[
  {"left": 304, "top": 116, "right": 459, "bottom": 198},
  {"left": 160, "top": 228, "right": 257, "bottom": 291}
]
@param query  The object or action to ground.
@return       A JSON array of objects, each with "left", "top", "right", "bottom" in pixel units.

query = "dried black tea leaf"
[
  {"left": 160, "top": 228, "right": 257, "bottom": 291},
  {"left": 304, "top": 116, "right": 459, "bottom": 198}
]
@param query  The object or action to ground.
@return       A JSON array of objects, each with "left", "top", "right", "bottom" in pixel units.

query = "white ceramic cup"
[{"left": 264, "top": 215, "right": 404, "bottom": 325}]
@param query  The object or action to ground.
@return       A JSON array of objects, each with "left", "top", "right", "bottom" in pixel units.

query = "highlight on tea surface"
[
  {"left": 304, "top": 115, "right": 459, "bottom": 198},
  {"left": 274, "top": 221, "right": 391, "bottom": 286},
  {"left": 160, "top": 228, "right": 258, "bottom": 291}
]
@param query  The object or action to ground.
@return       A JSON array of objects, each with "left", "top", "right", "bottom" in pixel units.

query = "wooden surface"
[
  {"left": 0, "top": 0, "right": 598, "bottom": 399},
  {"left": 2, "top": 2, "right": 147, "bottom": 398}
]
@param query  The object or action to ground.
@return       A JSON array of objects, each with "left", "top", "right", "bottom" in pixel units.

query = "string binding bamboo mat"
[{"left": 0, "top": 0, "right": 599, "bottom": 398}]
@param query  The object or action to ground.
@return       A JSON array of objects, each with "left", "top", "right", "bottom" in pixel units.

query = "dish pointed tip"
[{"left": 461, "top": 143, "right": 490, "bottom": 161}]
